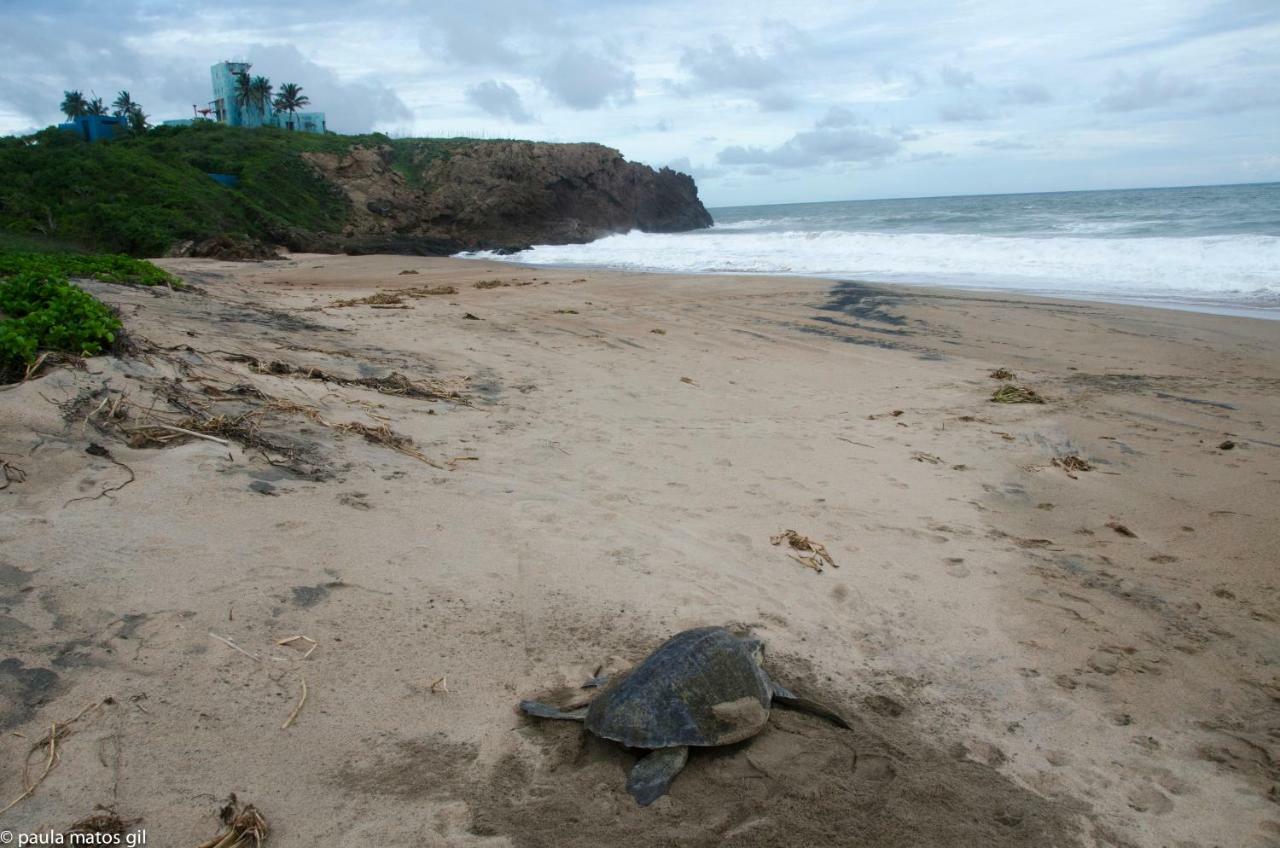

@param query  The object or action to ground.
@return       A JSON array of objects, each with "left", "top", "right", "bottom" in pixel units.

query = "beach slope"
[{"left": 0, "top": 256, "right": 1276, "bottom": 846}]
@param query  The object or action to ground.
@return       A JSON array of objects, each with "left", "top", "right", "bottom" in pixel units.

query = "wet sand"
[{"left": 1, "top": 254, "right": 1277, "bottom": 846}]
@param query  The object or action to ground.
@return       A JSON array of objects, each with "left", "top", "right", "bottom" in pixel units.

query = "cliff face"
[{"left": 302, "top": 141, "right": 713, "bottom": 254}]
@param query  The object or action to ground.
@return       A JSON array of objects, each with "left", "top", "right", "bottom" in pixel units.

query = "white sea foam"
[{"left": 462, "top": 229, "right": 1280, "bottom": 307}]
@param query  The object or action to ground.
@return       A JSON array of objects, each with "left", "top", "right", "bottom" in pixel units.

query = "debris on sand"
[
  {"left": 771, "top": 529, "right": 838, "bottom": 573},
  {"left": 911, "top": 451, "right": 943, "bottom": 464},
  {"left": 221, "top": 354, "right": 468, "bottom": 401},
  {"left": 991, "top": 384, "right": 1045, "bottom": 404},
  {"left": 276, "top": 635, "right": 318, "bottom": 659},
  {"left": 281, "top": 678, "right": 307, "bottom": 730},
  {"left": 66, "top": 806, "right": 141, "bottom": 838},
  {"left": 328, "top": 285, "right": 456, "bottom": 308},
  {"left": 329, "top": 291, "right": 405, "bottom": 308},
  {"left": 463, "top": 313, "right": 481, "bottom": 320},
  {"left": 650, "top": 328, "right": 667, "bottom": 335},
  {"left": 1, "top": 698, "right": 112, "bottom": 815},
  {"left": 0, "top": 459, "right": 28, "bottom": 490},
  {"left": 1106, "top": 521, "right": 1137, "bottom": 538},
  {"left": 988, "top": 368, "right": 1016, "bottom": 380},
  {"left": 1051, "top": 455, "right": 1093, "bottom": 478},
  {"left": 474, "top": 279, "right": 508, "bottom": 289},
  {"left": 398, "top": 269, "right": 419, "bottom": 275},
  {"left": 554, "top": 309, "right": 579, "bottom": 314},
  {"left": 1218, "top": 440, "right": 1236, "bottom": 450},
  {"left": 197, "top": 795, "right": 268, "bottom": 848},
  {"left": 64, "top": 443, "right": 136, "bottom": 506},
  {"left": 680, "top": 376, "right": 697, "bottom": 385}
]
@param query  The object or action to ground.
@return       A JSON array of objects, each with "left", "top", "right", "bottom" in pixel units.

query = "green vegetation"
[
  {"left": 0, "top": 251, "right": 176, "bottom": 377},
  {"left": 0, "top": 255, "right": 140, "bottom": 377},
  {"left": 0, "top": 251, "right": 177, "bottom": 287},
  {"left": 0, "top": 121, "right": 505, "bottom": 256},
  {"left": 273, "top": 83, "right": 310, "bottom": 131},
  {"left": 0, "top": 122, "right": 351, "bottom": 255}
]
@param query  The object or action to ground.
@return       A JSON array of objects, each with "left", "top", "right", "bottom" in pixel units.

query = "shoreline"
[
  {"left": 2, "top": 254, "right": 1277, "bottom": 846},
  {"left": 455, "top": 255, "right": 1280, "bottom": 321}
]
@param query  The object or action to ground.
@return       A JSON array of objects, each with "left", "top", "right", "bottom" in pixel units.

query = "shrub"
[
  {"left": 0, "top": 255, "right": 128, "bottom": 377},
  {"left": 0, "top": 251, "right": 177, "bottom": 286}
]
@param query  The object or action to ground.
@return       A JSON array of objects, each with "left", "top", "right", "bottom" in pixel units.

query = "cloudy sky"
[{"left": 2, "top": 0, "right": 1277, "bottom": 206}]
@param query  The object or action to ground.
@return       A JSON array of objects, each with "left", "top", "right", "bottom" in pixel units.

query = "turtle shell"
[{"left": 585, "top": 627, "right": 773, "bottom": 749}]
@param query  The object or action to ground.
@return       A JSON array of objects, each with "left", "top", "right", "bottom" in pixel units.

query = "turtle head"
[{"left": 742, "top": 636, "right": 766, "bottom": 666}]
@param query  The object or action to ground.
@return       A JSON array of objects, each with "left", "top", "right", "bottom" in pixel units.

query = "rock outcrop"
[{"left": 302, "top": 141, "right": 712, "bottom": 254}]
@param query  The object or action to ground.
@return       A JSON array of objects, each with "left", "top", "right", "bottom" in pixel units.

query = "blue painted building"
[
  {"left": 208, "top": 61, "right": 326, "bottom": 134},
  {"left": 57, "top": 114, "right": 128, "bottom": 142}
]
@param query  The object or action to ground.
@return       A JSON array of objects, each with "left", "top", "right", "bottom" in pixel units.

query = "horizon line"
[{"left": 706, "top": 180, "right": 1279, "bottom": 211}]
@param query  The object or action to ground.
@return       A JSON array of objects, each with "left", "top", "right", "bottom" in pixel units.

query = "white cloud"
[
  {"left": 1, "top": 0, "right": 1276, "bottom": 204},
  {"left": 466, "top": 80, "right": 534, "bottom": 123},
  {"left": 1098, "top": 68, "right": 1201, "bottom": 112},
  {"left": 539, "top": 47, "right": 636, "bottom": 110}
]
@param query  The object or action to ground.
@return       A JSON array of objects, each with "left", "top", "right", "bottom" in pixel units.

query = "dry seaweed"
[
  {"left": 64, "top": 442, "right": 135, "bottom": 507},
  {"left": 1, "top": 698, "right": 112, "bottom": 816},
  {"left": 988, "top": 368, "right": 1016, "bottom": 380},
  {"left": 1106, "top": 521, "right": 1137, "bottom": 538},
  {"left": 770, "top": 529, "right": 838, "bottom": 573},
  {"left": 991, "top": 384, "right": 1045, "bottom": 404},
  {"left": 265, "top": 399, "right": 443, "bottom": 468},
  {"left": 221, "top": 353, "right": 468, "bottom": 402},
  {"left": 197, "top": 795, "right": 268, "bottom": 848},
  {"left": 281, "top": 677, "right": 307, "bottom": 730},
  {"left": 1051, "top": 455, "right": 1093, "bottom": 478},
  {"left": 328, "top": 284, "right": 456, "bottom": 308},
  {"left": 66, "top": 806, "right": 141, "bottom": 837},
  {"left": 329, "top": 291, "right": 405, "bottom": 308}
]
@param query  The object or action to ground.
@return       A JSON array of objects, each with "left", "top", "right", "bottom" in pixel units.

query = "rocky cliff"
[{"left": 301, "top": 141, "right": 713, "bottom": 254}]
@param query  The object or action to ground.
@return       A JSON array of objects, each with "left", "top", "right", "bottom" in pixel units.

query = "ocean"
[{"left": 463, "top": 182, "right": 1280, "bottom": 319}]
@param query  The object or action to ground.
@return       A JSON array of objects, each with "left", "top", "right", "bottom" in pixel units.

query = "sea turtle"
[{"left": 519, "top": 626, "right": 851, "bottom": 805}]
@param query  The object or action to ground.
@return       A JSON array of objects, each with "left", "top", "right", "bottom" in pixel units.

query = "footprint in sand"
[
  {"left": 944, "top": 557, "right": 970, "bottom": 578},
  {"left": 1126, "top": 784, "right": 1174, "bottom": 814}
]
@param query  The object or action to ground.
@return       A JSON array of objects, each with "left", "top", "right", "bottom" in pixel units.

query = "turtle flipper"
[
  {"left": 770, "top": 683, "right": 852, "bottom": 730},
  {"left": 581, "top": 675, "right": 611, "bottom": 689},
  {"left": 626, "top": 746, "right": 689, "bottom": 806},
  {"left": 519, "top": 700, "right": 589, "bottom": 721}
]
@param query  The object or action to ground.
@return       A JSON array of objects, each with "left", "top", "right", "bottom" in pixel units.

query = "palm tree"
[
  {"left": 272, "top": 83, "right": 309, "bottom": 130},
  {"left": 127, "top": 107, "right": 149, "bottom": 135},
  {"left": 112, "top": 90, "right": 136, "bottom": 118},
  {"left": 86, "top": 97, "right": 107, "bottom": 116},
  {"left": 233, "top": 70, "right": 254, "bottom": 121},
  {"left": 60, "top": 90, "right": 88, "bottom": 120},
  {"left": 250, "top": 75, "right": 273, "bottom": 122}
]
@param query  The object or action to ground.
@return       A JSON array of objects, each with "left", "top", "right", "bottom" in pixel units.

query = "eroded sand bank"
[{"left": 1, "top": 255, "right": 1277, "bottom": 846}]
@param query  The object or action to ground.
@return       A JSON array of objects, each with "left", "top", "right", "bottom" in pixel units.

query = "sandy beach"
[{"left": 1, "top": 254, "right": 1277, "bottom": 846}]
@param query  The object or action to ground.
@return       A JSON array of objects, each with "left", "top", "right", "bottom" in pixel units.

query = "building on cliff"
[
  {"left": 204, "top": 61, "right": 327, "bottom": 134},
  {"left": 57, "top": 114, "right": 129, "bottom": 142}
]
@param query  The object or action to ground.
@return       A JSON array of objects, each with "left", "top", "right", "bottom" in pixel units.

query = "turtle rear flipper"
[
  {"left": 626, "top": 746, "right": 689, "bottom": 806},
  {"left": 520, "top": 700, "right": 588, "bottom": 721},
  {"left": 770, "top": 683, "right": 852, "bottom": 730}
]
